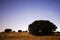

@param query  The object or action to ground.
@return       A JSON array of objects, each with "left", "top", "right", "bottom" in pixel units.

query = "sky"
[{"left": 0, "top": 0, "right": 60, "bottom": 32}]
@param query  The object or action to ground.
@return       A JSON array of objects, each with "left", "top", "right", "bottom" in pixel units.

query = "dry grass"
[{"left": 0, "top": 32, "right": 60, "bottom": 40}]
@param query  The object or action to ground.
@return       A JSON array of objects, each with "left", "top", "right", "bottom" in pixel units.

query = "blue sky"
[{"left": 0, "top": 0, "right": 60, "bottom": 32}]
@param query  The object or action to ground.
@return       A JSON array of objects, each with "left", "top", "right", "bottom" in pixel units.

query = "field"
[{"left": 0, "top": 32, "right": 60, "bottom": 40}]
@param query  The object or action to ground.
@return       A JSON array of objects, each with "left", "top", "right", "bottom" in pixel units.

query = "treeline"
[{"left": 1, "top": 29, "right": 28, "bottom": 33}]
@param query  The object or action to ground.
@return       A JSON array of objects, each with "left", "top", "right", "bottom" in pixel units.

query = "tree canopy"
[{"left": 28, "top": 20, "right": 57, "bottom": 36}]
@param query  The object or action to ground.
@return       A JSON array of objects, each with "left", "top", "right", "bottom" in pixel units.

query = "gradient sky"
[{"left": 0, "top": 0, "right": 60, "bottom": 32}]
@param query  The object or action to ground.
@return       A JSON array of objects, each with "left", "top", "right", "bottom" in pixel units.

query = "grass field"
[{"left": 0, "top": 32, "right": 60, "bottom": 40}]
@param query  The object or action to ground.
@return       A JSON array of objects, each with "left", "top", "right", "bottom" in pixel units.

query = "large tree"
[{"left": 28, "top": 20, "right": 57, "bottom": 36}]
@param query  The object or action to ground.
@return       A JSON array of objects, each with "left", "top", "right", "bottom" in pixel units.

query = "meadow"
[{"left": 0, "top": 32, "right": 60, "bottom": 40}]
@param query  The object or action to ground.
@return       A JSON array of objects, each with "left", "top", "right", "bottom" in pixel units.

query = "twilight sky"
[{"left": 0, "top": 0, "right": 60, "bottom": 32}]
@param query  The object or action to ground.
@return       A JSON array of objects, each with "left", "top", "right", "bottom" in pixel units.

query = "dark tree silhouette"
[
  {"left": 4, "top": 29, "right": 12, "bottom": 33},
  {"left": 18, "top": 30, "right": 22, "bottom": 32},
  {"left": 28, "top": 20, "right": 57, "bottom": 36}
]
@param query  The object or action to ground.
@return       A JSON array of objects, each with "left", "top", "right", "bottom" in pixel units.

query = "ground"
[{"left": 0, "top": 32, "right": 60, "bottom": 40}]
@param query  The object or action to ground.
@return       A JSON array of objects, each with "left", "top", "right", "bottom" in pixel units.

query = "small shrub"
[
  {"left": 13, "top": 31, "right": 15, "bottom": 32},
  {"left": 18, "top": 30, "right": 22, "bottom": 32},
  {"left": 23, "top": 30, "right": 27, "bottom": 32},
  {"left": 4, "top": 29, "right": 12, "bottom": 33}
]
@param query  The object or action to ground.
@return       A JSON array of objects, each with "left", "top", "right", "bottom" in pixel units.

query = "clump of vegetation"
[
  {"left": 18, "top": 30, "right": 22, "bottom": 32},
  {"left": 57, "top": 31, "right": 60, "bottom": 33},
  {"left": 13, "top": 31, "right": 15, "bottom": 32},
  {"left": 23, "top": 30, "right": 27, "bottom": 32},
  {"left": 4, "top": 29, "right": 12, "bottom": 33},
  {"left": 28, "top": 20, "right": 57, "bottom": 36}
]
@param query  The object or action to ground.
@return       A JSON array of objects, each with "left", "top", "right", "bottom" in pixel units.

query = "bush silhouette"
[
  {"left": 4, "top": 29, "right": 12, "bottom": 33},
  {"left": 18, "top": 30, "right": 22, "bottom": 32},
  {"left": 28, "top": 20, "right": 57, "bottom": 36},
  {"left": 23, "top": 30, "right": 27, "bottom": 32},
  {"left": 1, "top": 32, "right": 4, "bottom": 33},
  {"left": 57, "top": 31, "right": 60, "bottom": 33},
  {"left": 13, "top": 31, "right": 15, "bottom": 32}
]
